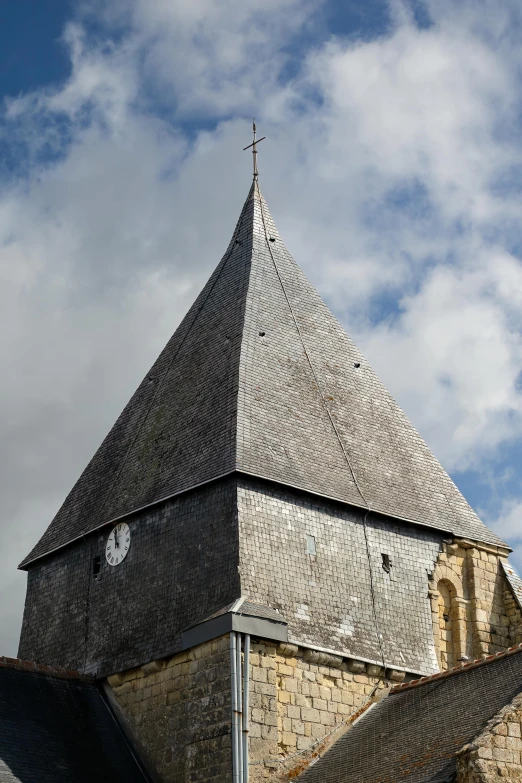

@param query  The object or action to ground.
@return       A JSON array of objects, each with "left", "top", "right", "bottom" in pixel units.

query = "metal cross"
[{"left": 243, "top": 120, "right": 265, "bottom": 180}]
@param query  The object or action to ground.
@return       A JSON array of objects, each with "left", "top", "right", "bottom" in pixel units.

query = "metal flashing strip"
[
  {"left": 20, "top": 468, "right": 509, "bottom": 570},
  {"left": 181, "top": 612, "right": 288, "bottom": 650},
  {"left": 234, "top": 471, "right": 509, "bottom": 551},
  {"left": 19, "top": 469, "right": 237, "bottom": 569},
  {"left": 100, "top": 682, "right": 160, "bottom": 783},
  {"left": 230, "top": 597, "right": 246, "bottom": 613},
  {"left": 231, "top": 614, "right": 287, "bottom": 641},
  {"left": 183, "top": 616, "right": 426, "bottom": 678},
  {"left": 351, "top": 700, "right": 377, "bottom": 728}
]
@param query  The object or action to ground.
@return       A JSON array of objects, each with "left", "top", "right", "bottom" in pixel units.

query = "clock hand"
[{"left": 114, "top": 528, "right": 119, "bottom": 549}]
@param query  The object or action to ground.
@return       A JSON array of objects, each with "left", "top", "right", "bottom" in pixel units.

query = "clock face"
[{"left": 105, "top": 522, "right": 131, "bottom": 566}]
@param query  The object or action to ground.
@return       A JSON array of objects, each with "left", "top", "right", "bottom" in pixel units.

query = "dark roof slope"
[
  {"left": 21, "top": 181, "right": 504, "bottom": 567},
  {"left": 298, "top": 646, "right": 522, "bottom": 783},
  {"left": 0, "top": 658, "right": 149, "bottom": 783}
]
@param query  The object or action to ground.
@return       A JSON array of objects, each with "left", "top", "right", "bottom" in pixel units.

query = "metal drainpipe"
[
  {"left": 230, "top": 632, "right": 240, "bottom": 783},
  {"left": 236, "top": 633, "right": 244, "bottom": 782},
  {"left": 242, "top": 634, "right": 251, "bottom": 783}
]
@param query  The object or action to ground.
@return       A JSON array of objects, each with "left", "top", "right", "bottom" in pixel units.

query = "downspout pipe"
[
  {"left": 230, "top": 632, "right": 240, "bottom": 783},
  {"left": 236, "top": 633, "right": 244, "bottom": 782},
  {"left": 242, "top": 634, "right": 250, "bottom": 783}
]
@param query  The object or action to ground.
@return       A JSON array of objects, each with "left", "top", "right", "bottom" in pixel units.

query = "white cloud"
[
  {"left": 267, "top": 2, "right": 522, "bottom": 467},
  {"left": 85, "top": 0, "right": 320, "bottom": 118},
  {"left": 359, "top": 256, "right": 522, "bottom": 470},
  {"left": 490, "top": 499, "right": 522, "bottom": 573},
  {"left": 2, "top": 0, "right": 522, "bottom": 655}
]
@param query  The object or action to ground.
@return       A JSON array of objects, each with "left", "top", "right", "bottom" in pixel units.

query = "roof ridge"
[
  {"left": 0, "top": 656, "right": 93, "bottom": 682},
  {"left": 390, "top": 642, "right": 522, "bottom": 694},
  {"left": 254, "top": 182, "right": 369, "bottom": 513}
]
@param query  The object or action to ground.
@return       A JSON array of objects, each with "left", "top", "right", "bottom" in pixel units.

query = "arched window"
[
  {"left": 437, "top": 579, "right": 457, "bottom": 671},
  {"left": 430, "top": 563, "right": 471, "bottom": 672}
]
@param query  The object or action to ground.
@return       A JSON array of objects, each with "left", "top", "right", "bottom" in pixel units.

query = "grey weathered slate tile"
[
  {"left": 298, "top": 647, "right": 522, "bottom": 783},
  {"left": 20, "top": 180, "right": 505, "bottom": 569}
]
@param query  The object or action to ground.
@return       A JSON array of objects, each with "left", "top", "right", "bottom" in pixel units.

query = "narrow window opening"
[
  {"left": 381, "top": 553, "right": 391, "bottom": 574},
  {"left": 437, "top": 580, "right": 458, "bottom": 671},
  {"left": 92, "top": 555, "right": 101, "bottom": 579},
  {"left": 306, "top": 535, "right": 317, "bottom": 556}
]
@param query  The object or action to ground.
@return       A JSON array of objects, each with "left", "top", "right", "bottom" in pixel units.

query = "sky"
[{"left": 1, "top": 0, "right": 522, "bottom": 656}]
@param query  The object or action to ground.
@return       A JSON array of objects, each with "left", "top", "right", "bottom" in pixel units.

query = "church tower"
[{"left": 18, "top": 143, "right": 522, "bottom": 782}]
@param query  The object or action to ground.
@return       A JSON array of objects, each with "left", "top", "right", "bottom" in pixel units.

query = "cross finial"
[{"left": 243, "top": 119, "right": 266, "bottom": 180}]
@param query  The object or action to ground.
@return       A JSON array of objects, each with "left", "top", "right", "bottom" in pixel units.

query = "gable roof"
[
  {"left": 0, "top": 657, "right": 150, "bottom": 783},
  {"left": 21, "top": 180, "right": 505, "bottom": 567},
  {"left": 187, "top": 598, "right": 287, "bottom": 627},
  {"left": 502, "top": 560, "right": 522, "bottom": 611},
  {"left": 297, "top": 644, "right": 522, "bottom": 783}
]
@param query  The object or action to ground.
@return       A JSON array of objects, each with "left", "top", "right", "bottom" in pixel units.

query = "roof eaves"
[
  {"left": 0, "top": 656, "right": 93, "bottom": 682},
  {"left": 18, "top": 469, "right": 237, "bottom": 570},
  {"left": 390, "top": 642, "right": 522, "bottom": 695},
  {"left": 19, "top": 467, "right": 510, "bottom": 572},
  {"left": 234, "top": 472, "right": 509, "bottom": 549}
]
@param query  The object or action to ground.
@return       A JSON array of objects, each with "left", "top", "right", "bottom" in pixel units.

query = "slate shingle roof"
[
  {"left": 503, "top": 560, "right": 522, "bottom": 611},
  {"left": 298, "top": 645, "right": 522, "bottom": 783},
  {"left": 186, "top": 598, "right": 286, "bottom": 627},
  {"left": 0, "top": 658, "right": 149, "bottom": 783},
  {"left": 20, "top": 180, "right": 505, "bottom": 567},
  {"left": 237, "top": 601, "right": 286, "bottom": 623}
]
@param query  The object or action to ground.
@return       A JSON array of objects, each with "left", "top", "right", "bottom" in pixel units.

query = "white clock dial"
[{"left": 105, "top": 522, "right": 131, "bottom": 566}]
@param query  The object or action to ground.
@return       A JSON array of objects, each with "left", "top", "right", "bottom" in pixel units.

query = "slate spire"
[{"left": 21, "top": 178, "right": 505, "bottom": 567}]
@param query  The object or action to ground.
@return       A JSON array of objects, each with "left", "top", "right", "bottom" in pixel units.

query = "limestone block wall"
[
  {"left": 107, "top": 627, "right": 522, "bottom": 783},
  {"left": 107, "top": 634, "right": 400, "bottom": 783},
  {"left": 248, "top": 640, "right": 396, "bottom": 782},
  {"left": 108, "top": 636, "right": 232, "bottom": 783},
  {"left": 456, "top": 693, "right": 522, "bottom": 781},
  {"left": 429, "top": 541, "right": 522, "bottom": 670},
  {"left": 504, "top": 585, "right": 522, "bottom": 648}
]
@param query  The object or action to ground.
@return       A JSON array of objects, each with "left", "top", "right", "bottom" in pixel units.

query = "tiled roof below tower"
[
  {"left": 297, "top": 645, "right": 522, "bottom": 783},
  {"left": 0, "top": 657, "right": 150, "bottom": 783}
]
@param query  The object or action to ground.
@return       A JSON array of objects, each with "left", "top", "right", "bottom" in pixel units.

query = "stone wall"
[
  {"left": 107, "top": 629, "right": 522, "bottom": 783},
  {"left": 108, "top": 635, "right": 232, "bottom": 783},
  {"left": 20, "top": 468, "right": 521, "bottom": 683},
  {"left": 429, "top": 541, "right": 522, "bottom": 670},
  {"left": 504, "top": 584, "right": 522, "bottom": 648},
  {"left": 246, "top": 640, "right": 398, "bottom": 782},
  {"left": 457, "top": 692, "right": 522, "bottom": 781},
  {"left": 107, "top": 634, "right": 401, "bottom": 783},
  {"left": 19, "top": 477, "right": 240, "bottom": 677}
]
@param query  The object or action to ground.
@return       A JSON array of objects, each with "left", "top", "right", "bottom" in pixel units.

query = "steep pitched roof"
[
  {"left": 503, "top": 560, "right": 522, "bottom": 611},
  {"left": 298, "top": 645, "right": 522, "bottom": 783},
  {"left": 0, "top": 657, "right": 150, "bottom": 782},
  {"left": 21, "top": 180, "right": 504, "bottom": 567}
]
